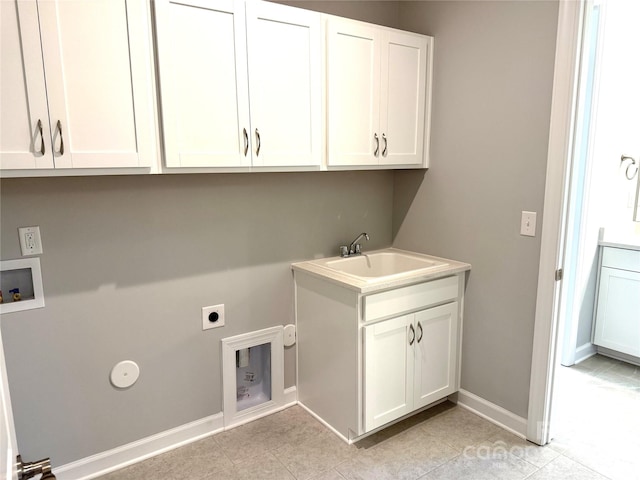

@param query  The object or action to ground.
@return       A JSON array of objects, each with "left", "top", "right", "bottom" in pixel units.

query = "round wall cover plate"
[{"left": 110, "top": 360, "right": 140, "bottom": 389}]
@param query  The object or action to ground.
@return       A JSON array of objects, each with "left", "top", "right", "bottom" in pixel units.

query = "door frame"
[
  {"left": 1, "top": 325, "right": 18, "bottom": 480},
  {"left": 526, "top": 0, "right": 586, "bottom": 445}
]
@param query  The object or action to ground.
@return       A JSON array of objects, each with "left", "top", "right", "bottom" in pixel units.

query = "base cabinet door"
[
  {"left": 364, "top": 302, "right": 459, "bottom": 433},
  {"left": 414, "top": 302, "right": 458, "bottom": 409},
  {"left": 364, "top": 314, "right": 414, "bottom": 431}
]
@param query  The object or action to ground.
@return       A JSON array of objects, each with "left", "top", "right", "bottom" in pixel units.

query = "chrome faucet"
[{"left": 340, "top": 232, "right": 370, "bottom": 257}]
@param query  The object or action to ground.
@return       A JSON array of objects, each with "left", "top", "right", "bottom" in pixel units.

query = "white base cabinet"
[
  {"left": 593, "top": 247, "right": 640, "bottom": 357},
  {"left": 294, "top": 272, "right": 464, "bottom": 441}
]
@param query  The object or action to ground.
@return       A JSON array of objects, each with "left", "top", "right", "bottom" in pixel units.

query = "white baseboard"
[
  {"left": 54, "top": 413, "right": 224, "bottom": 480},
  {"left": 54, "top": 387, "right": 298, "bottom": 480},
  {"left": 574, "top": 343, "right": 597, "bottom": 364},
  {"left": 297, "top": 401, "right": 350, "bottom": 444},
  {"left": 284, "top": 385, "right": 297, "bottom": 406},
  {"left": 597, "top": 346, "right": 640, "bottom": 366},
  {"left": 455, "top": 389, "right": 527, "bottom": 438}
]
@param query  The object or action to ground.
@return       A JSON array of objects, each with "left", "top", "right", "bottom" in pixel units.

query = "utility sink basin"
[{"left": 317, "top": 250, "right": 448, "bottom": 280}]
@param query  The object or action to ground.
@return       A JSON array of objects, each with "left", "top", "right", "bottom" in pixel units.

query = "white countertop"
[
  {"left": 599, "top": 224, "right": 640, "bottom": 251},
  {"left": 291, "top": 248, "right": 471, "bottom": 294}
]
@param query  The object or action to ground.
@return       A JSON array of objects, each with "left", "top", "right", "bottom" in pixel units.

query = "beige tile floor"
[
  {"left": 97, "top": 354, "right": 638, "bottom": 480},
  {"left": 551, "top": 354, "right": 640, "bottom": 480}
]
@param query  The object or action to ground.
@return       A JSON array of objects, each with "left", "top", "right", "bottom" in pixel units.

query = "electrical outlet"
[
  {"left": 18, "top": 226, "right": 43, "bottom": 255},
  {"left": 202, "top": 304, "right": 225, "bottom": 330},
  {"left": 520, "top": 211, "right": 537, "bottom": 237}
]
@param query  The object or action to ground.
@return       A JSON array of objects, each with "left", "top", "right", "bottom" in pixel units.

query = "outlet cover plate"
[
  {"left": 202, "top": 304, "right": 225, "bottom": 330},
  {"left": 18, "top": 226, "right": 43, "bottom": 255}
]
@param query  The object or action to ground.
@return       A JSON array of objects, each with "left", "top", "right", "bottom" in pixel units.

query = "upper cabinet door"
[
  {"left": 246, "top": 1, "right": 322, "bottom": 167},
  {"left": 37, "top": 0, "right": 154, "bottom": 169},
  {"left": 155, "top": 0, "right": 251, "bottom": 168},
  {"left": 380, "top": 31, "right": 429, "bottom": 166},
  {"left": 1, "top": 1, "right": 53, "bottom": 169},
  {"left": 327, "top": 19, "right": 381, "bottom": 167}
]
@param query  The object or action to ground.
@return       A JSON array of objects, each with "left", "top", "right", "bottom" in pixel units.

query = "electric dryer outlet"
[{"left": 202, "top": 304, "right": 225, "bottom": 330}]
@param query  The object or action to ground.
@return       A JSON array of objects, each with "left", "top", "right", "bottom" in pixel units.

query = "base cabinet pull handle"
[
  {"left": 409, "top": 323, "right": 415, "bottom": 346},
  {"left": 417, "top": 322, "right": 423, "bottom": 343}
]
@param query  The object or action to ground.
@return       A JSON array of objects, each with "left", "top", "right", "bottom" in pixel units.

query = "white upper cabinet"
[
  {"left": 155, "top": 0, "right": 251, "bottom": 168},
  {"left": 155, "top": 0, "right": 322, "bottom": 169},
  {"left": 382, "top": 31, "right": 429, "bottom": 166},
  {"left": 1, "top": 1, "right": 51, "bottom": 170},
  {"left": 246, "top": 1, "right": 322, "bottom": 167},
  {"left": 327, "top": 17, "right": 432, "bottom": 168},
  {"left": 0, "top": 0, "right": 155, "bottom": 173},
  {"left": 327, "top": 21, "right": 381, "bottom": 167}
]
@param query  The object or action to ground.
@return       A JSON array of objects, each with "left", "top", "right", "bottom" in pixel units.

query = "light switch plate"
[
  {"left": 520, "top": 211, "right": 537, "bottom": 237},
  {"left": 18, "top": 226, "right": 43, "bottom": 255}
]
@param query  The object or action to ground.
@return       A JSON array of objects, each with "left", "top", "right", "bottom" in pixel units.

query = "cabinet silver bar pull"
[
  {"left": 255, "top": 128, "right": 261, "bottom": 156},
  {"left": 409, "top": 323, "right": 415, "bottom": 346},
  {"left": 374, "top": 133, "right": 379, "bottom": 156},
  {"left": 417, "top": 321, "right": 423, "bottom": 343},
  {"left": 55, "top": 120, "right": 64, "bottom": 156},
  {"left": 382, "top": 133, "right": 387, "bottom": 157},
  {"left": 243, "top": 128, "right": 249, "bottom": 156},
  {"left": 36, "top": 119, "right": 45, "bottom": 155}
]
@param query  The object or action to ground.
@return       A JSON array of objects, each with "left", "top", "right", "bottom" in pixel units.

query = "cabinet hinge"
[{"left": 555, "top": 268, "right": 563, "bottom": 281}]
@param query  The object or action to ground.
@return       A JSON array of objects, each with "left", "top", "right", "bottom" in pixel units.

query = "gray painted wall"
[
  {"left": 393, "top": 1, "right": 559, "bottom": 418},
  {"left": 1, "top": 1, "right": 402, "bottom": 467},
  {"left": 1, "top": 0, "right": 561, "bottom": 468},
  {"left": 0, "top": 171, "right": 393, "bottom": 466},
  {"left": 277, "top": 1, "right": 401, "bottom": 28}
]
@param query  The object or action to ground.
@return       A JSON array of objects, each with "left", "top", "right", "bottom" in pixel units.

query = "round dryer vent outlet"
[{"left": 110, "top": 360, "right": 140, "bottom": 389}]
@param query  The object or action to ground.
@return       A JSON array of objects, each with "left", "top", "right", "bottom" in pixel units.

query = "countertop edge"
[
  {"left": 291, "top": 251, "right": 471, "bottom": 294},
  {"left": 599, "top": 241, "right": 640, "bottom": 252}
]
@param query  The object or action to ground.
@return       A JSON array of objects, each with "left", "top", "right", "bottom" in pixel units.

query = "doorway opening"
[{"left": 551, "top": 1, "right": 640, "bottom": 477}]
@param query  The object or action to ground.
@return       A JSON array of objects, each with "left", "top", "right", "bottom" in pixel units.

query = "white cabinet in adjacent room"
[
  {"left": 593, "top": 247, "right": 640, "bottom": 358},
  {"left": 155, "top": 0, "right": 322, "bottom": 169},
  {"left": 327, "top": 18, "right": 432, "bottom": 168},
  {"left": 0, "top": 0, "right": 155, "bottom": 173}
]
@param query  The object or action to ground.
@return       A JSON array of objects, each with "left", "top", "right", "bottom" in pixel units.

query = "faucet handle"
[
  {"left": 339, "top": 245, "right": 349, "bottom": 257},
  {"left": 354, "top": 244, "right": 362, "bottom": 255}
]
